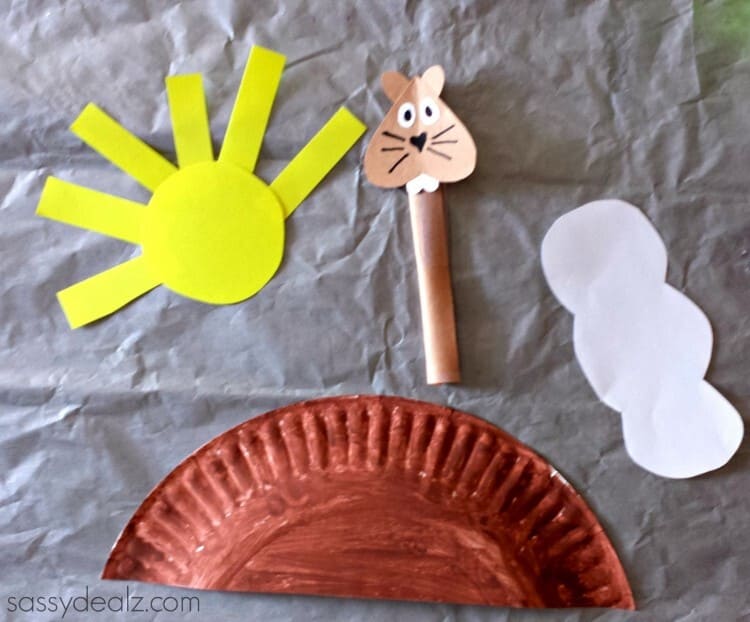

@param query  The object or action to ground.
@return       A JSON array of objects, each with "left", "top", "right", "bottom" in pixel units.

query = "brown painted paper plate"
[{"left": 103, "top": 396, "right": 634, "bottom": 609}]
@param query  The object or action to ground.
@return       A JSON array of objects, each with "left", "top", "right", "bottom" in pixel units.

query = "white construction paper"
[{"left": 541, "top": 199, "right": 744, "bottom": 478}]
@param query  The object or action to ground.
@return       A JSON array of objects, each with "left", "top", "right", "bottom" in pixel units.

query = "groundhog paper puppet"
[{"left": 363, "top": 65, "right": 476, "bottom": 384}]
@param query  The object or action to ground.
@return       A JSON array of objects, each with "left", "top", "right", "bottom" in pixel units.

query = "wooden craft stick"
[{"left": 408, "top": 187, "right": 460, "bottom": 383}]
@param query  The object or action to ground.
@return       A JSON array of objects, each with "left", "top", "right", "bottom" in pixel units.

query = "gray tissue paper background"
[{"left": 1, "top": 1, "right": 749, "bottom": 620}]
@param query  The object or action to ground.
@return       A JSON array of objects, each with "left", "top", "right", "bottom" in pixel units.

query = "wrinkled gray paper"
[{"left": 1, "top": 1, "right": 748, "bottom": 620}]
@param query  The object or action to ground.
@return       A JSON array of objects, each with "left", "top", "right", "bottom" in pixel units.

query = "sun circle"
[{"left": 142, "top": 161, "right": 285, "bottom": 304}]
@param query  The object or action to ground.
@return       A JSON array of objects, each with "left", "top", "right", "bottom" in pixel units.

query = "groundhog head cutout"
[{"left": 364, "top": 66, "right": 476, "bottom": 194}]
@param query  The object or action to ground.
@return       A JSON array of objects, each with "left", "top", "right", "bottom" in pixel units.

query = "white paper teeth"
[
  {"left": 541, "top": 199, "right": 744, "bottom": 478},
  {"left": 405, "top": 173, "right": 440, "bottom": 195}
]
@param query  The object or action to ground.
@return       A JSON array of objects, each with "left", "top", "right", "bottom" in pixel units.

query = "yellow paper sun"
[{"left": 37, "top": 46, "right": 365, "bottom": 328}]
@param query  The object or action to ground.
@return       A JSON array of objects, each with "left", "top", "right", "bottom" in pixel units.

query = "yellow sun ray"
[
  {"left": 166, "top": 74, "right": 213, "bottom": 167},
  {"left": 37, "top": 45, "right": 366, "bottom": 328},
  {"left": 57, "top": 256, "right": 160, "bottom": 329},
  {"left": 219, "top": 46, "right": 284, "bottom": 171},
  {"left": 71, "top": 103, "right": 178, "bottom": 192},
  {"left": 37, "top": 177, "right": 145, "bottom": 244},
  {"left": 271, "top": 107, "right": 366, "bottom": 218}
]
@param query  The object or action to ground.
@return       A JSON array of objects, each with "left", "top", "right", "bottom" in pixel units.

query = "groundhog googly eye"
[
  {"left": 397, "top": 102, "right": 416, "bottom": 128},
  {"left": 419, "top": 97, "right": 440, "bottom": 125}
]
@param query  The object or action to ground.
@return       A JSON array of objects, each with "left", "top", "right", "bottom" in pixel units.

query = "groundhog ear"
[
  {"left": 381, "top": 71, "right": 409, "bottom": 102},
  {"left": 422, "top": 65, "right": 445, "bottom": 95}
]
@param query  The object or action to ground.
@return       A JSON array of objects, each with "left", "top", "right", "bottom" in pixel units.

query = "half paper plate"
[{"left": 103, "top": 396, "right": 634, "bottom": 610}]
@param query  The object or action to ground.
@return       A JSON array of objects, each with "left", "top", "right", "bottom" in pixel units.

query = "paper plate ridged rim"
[{"left": 103, "top": 395, "right": 634, "bottom": 610}]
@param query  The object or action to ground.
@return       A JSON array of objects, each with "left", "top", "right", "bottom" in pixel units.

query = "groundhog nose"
[{"left": 410, "top": 132, "right": 427, "bottom": 152}]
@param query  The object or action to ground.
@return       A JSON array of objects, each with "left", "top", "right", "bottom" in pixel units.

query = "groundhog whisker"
[
  {"left": 431, "top": 124, "right": 455, "bottom": 140},
  {"left": 388, "top": 153, "right": 410, "bottom": 173},
  {"left": 382, "top": 131, "right": 406, "bottom": 141},
  {"left": 427, "top": 147, "right": 451, "bottom": 160}
]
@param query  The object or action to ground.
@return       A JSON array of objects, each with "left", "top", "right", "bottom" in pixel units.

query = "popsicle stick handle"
[{"left": 408, "top": 187, "right": 460, "bottom": 384}]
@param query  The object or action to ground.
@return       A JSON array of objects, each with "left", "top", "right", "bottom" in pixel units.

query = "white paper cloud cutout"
[{"left": 541, "top": 199, "right": 743, "bottom": 478}]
